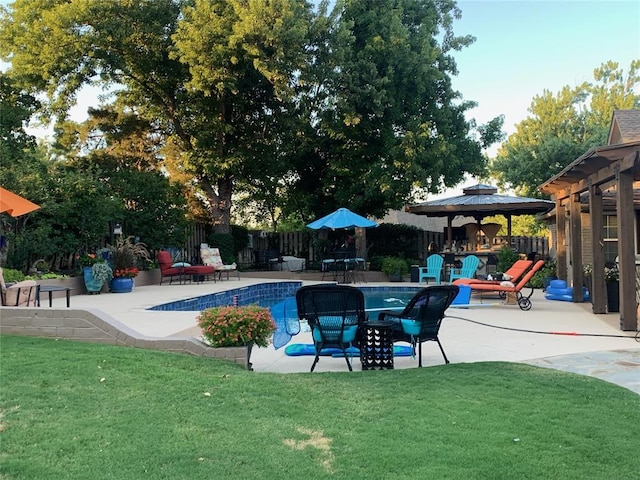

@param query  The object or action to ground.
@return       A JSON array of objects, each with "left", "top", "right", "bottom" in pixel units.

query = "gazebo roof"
[{"left": 406, "top": 183, "right": 554, "bottom": 218}]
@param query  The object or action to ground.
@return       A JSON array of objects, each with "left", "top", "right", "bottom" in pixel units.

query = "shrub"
[
  {"left": 530, "top": 259, "right": 557, "bottom": 289},
  {"left": 197, "top": 305, "right": 276, "bottom": 348},
  {"left": 1, "top": 268, "right": 26, "bottom": 283},
  {"left": 368, "top": 255, "right": 384, "bottom": 272},
  {"left": 381, "top": 257, "right": 409, "bottom": 276},
  {"left": 497, "top": 245, "right": 520, "bottom": 273},
  {"left": 207, "top": 233, "right": 235, "bottom": 263}
]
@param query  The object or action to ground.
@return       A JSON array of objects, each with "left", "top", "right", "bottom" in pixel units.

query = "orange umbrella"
[{"left": 0, "top": 187, "right": 41, "bottom": 217}]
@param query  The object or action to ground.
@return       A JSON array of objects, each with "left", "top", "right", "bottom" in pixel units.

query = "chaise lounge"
[
  {"left": 467, "top": 260, "right": 545, "bottom": 311},
  {"left": 157, "top": 250, "right": 215, "bottom": 285},
  {"left": 453, "top": 259, "right": 533, "bottom": 286}
]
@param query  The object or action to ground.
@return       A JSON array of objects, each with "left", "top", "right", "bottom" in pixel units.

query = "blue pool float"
[{"left": 544, "top": 279, "right": 590, "bottom": 302}]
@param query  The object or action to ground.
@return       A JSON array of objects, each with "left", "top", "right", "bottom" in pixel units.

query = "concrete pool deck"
[{"left": 7, "top": 276, "right": 640, "bottom": 393}]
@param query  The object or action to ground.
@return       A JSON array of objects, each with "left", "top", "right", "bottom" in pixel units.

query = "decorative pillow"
[
  {"left": 172, "top": 262, "right": 191, "bottom": 267},
  {"left": 500, "top": 281, "right": 515, "bottom": 287}
]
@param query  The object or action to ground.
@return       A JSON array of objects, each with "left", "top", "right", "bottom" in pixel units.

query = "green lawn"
[{"left": 1, "top": 335, "right": 639, "bottom": 479}]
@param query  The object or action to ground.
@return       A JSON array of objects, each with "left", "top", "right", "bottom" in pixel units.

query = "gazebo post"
[
  {"left": 447, "top": 215, "right": 453, "bottom": 250},
  {"left": 506, "top": 215, "right": 512, "bottom": 248}
]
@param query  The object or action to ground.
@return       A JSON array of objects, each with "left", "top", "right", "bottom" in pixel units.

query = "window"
[{"left": 602, "top": 215, "right": 617, "bottom": 264}]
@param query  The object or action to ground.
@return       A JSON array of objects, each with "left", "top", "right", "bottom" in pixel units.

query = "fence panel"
[{"left": 186, "top": 227, "right": 548, "bottom": 270}]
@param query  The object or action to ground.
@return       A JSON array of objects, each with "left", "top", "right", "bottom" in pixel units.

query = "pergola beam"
[
  {"left": 569, "top": 192, "right": 583, "bottom": 302},
  {"left": 541, "top": 145, "right": 639, "bottom": 331},
  {"left": 617, "top": 167, "right": 636, "bottom": 330},
  {"left": 589, "top": 183, "right": 606, "bottom": 314}
]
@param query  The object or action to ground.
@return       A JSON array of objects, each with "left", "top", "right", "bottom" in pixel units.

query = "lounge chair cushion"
[
  {"left": 312, "top": 323, "right": 358, "bottom": 344},
  {"left": 0, "top": 268, "right": 37, "bottom": 307}
]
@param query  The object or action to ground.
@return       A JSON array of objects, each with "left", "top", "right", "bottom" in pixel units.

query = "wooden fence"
[
  {"left": 187, "top": 228, "right": 548, "bottom": 270},
  {"left": 29, "top": 224, "right": 548, "bottom": 274}
]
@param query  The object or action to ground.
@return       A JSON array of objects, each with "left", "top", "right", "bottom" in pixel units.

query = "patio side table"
[
  {"left": 36, "top": 285, "right": 72, "bottom": 308},
  {"left": 360, "top": 320, "right": 394, "bottom": 370}
]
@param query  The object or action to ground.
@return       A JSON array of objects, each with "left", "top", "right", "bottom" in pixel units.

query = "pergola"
[
  {"left": 539, "top": 141, "right": 640, "bottom": 331},
  {"left": 406, "top": 184, "right": 554, "bottom": 249}
]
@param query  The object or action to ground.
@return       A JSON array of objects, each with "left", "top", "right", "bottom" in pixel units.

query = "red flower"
[{"left": 113, "top": 267, "right": 139, "bottom": 278}]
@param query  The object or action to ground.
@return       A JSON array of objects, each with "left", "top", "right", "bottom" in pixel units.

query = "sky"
[
  {"left": 2, "top": 0, "right": 639, "bottom": 195},
  {"left": 436, "top": 0, "right": 640, "bottom": 195},
  {"left": 453, "top": 1, "right": 638, "bottom": 134}
]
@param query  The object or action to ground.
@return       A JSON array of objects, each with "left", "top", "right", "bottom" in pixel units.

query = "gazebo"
[{"left": 406, "top": 184, "right": 554, "bottom": 250}]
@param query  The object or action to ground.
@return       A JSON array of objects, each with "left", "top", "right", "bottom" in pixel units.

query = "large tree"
[
  {"left": 1, "top": 0, "right": 501, "bottom": 231},
  {"left": 283, "top": 0, "right": 502, "bottom": 221},
  {"left": 0, "top": 0, "right": 311, "bottom": 233},
  {"left": 491, "top": 60, "right": 640, "bottom": 198}
]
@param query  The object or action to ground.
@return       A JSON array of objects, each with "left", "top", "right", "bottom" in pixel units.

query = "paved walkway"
[{"left": 46, "top": 278, "right": 640, "bottom": 394}]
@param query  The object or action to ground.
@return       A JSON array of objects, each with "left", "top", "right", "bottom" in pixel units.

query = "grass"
[{"left": 1, "top": 335, "right": 639, "bottom": 480}]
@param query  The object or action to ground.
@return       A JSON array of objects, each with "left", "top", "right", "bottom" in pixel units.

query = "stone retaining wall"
[{"left": 0, "top": 306, "right": 251, "bottom": 369}]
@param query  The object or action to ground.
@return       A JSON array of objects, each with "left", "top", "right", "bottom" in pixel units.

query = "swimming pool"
[
  {"left": 267, "top": 286, "right": 421, "bottom": 348},
  {"left": 148, "top": 282, "right": 422, "bottom": 350},
  {"left": 148, "top": 282, "right": 420, "bottom": 314}
]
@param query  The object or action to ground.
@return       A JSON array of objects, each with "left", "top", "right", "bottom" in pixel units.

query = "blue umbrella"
[{"left": 307, "top": 208, "right": 378, "bottom": 230}]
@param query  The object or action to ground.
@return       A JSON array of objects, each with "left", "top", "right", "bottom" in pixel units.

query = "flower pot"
[
  {"left": 606, "top": 281, "right": 619, "bottom": 313},
  {"left": 83, "top": 266, "right": 104, "bottom": 294},
  {"left": 110, "top": 277, "right": 134, "bottom": 293}
]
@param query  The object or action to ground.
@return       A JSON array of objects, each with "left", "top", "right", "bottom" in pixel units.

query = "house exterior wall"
[{"left": 581, "top": 212, "right": 593, "bottom": 266}]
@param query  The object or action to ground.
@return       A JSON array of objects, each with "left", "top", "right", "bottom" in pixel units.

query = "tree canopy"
[
  {"left": 1, "top": 0, "right": 502, "bottom": 232},
  {"left": 490, "top": 60, "right": 639, "bottom": 198}
]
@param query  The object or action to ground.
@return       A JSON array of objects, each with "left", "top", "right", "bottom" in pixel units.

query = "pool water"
[{"left": 269, "top": 286, "right": 420, "bottom": 320}]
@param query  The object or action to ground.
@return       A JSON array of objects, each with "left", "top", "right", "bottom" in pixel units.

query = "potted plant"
[
  {"left": 197, "top": 305, "right": 276, "bottom": 370},
  {"left": 381, "top": 256, "right": 408, "bottom": 282},
  {"left": 78, "top": 254, "right": 112, "bottom": 294},
  {"left": 583, "top": 263, "right": 593, "bottom": 299},
  {"left": 605, "top": 265, "right": 619, "bottom": 313},
  {"left": 108, "top": 236, "right": 150, "bottom": 293}
]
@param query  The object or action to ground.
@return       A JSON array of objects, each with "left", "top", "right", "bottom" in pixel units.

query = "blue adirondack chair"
[
  {"left": 449, "top": 255, "right": 480, "bottom": 283},
  {"left": 417, "top": 254, "right": 444, "bottom": 285}
]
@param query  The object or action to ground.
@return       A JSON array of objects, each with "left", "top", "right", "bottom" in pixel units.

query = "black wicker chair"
[
  {"left": 295, "top": 284, "right": 367, "bottom": 372},
  {"left": 378, "top": 285, "right": 459, "bottom": 367}
]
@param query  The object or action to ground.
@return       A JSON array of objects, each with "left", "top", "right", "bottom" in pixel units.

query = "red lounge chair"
[
  {"left": 157, "top": 251, "right": 215, "bottom": 285},
  {"left": 453, "top": 259, "right": 533, "bottom": 286},
  {"left": 468, "top": 260, "right": 545, "bottom": 311}
]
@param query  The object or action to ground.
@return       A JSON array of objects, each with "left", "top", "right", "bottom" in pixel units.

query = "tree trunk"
[{"left": 212, "top": 176, "right": 233, "bottom": 234}]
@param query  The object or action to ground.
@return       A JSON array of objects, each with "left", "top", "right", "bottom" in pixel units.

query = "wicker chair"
[
  {"left": 378, "top": 285, "right": 459, "bottom": 367},
  {"left": 295, "top": 284, "right": 367, "bottom": 372}
]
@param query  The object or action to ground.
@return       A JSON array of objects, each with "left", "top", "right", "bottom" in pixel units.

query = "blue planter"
[
  {"left": 110, "top": 277, "right": 134, "bottom": 293},
  {"left": 83, "top": 266, "right": 104, "bottom": 294}
]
